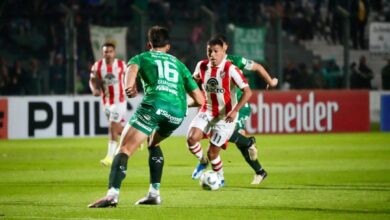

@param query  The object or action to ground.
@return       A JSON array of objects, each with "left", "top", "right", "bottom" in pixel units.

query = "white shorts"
[
  {"left": 188, "top": 111, "right": 237, "bottom": 147},
  {"left": 104, "top": 102, "right": 126, "bottom": 123}
]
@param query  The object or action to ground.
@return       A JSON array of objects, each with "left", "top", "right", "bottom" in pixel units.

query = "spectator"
[
  {"left": 350, "top": 62, "right": 365, "bottom": 89},
  {"left": 283, "top": 60, "right": 301, "bottom": 90},
  {"left": 381, "top": 58, "right": 390, "bottom": 90},
  {"left": 9, "top": 60, "right": 27, "bottom": 95},
  {"left": 323, "top": 59, "right": 343, "bottom": 89},
  {"left": 357, "top": 55, "right": 373, "bottom": 89},
  {"left": 310, "top": 61, "right": 327, "bottom": 89},
  {"left": 0, "top": 60, "right": 11, "bottom": 95},
  {"left": 49, "top": 54, "right": 66, "bottom": 94},
  {"left": 25, "top": 58, "right": 43, "bottom": 95},
  {"left": 350, "top": 0, "right": 370, "bottom": 50}
]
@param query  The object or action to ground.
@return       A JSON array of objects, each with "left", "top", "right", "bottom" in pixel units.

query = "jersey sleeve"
[
  {"left": 180, "top": 62, "right": 199, "bottom": 92},
  {"left": 230, "top": 65, "right": 249, "bottom": 89},
  {"left": 128, "top": 54, "right": 141, "bottom": 66},
  {"left": 192, "top": 61, "right": 202, "bottom": 77},
  {"left": 229, "top": 55, "right": 254, "bottom": 71}
]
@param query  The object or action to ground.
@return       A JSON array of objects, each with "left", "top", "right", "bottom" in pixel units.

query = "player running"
[
  {"left": 89, "top": 43, "right": 127, "bottom": 167},
  {"left": 191, "top": 34, "right": 278, "bottom": 185},
  {"left": 187, "top": 36, "right": 252, "bottom": 187},
  {"left": 88, "top": 26, "right": 204, "bottom": 208}
]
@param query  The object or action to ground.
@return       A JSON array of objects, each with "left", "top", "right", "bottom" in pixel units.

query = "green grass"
[{"left": 1, "top": 133, "right": 390, "bottom": 220}]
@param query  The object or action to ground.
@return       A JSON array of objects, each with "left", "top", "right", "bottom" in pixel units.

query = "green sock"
[
  {"left": 108, "top": 153, "right": 128, "bottom": 189},
  {"left": 149, "top": 145, "right": 164, "bottom": 184},
  {"left": 229, "top": 130, "right": 252, "bottom": 148},
  {"left": 237, "top": 145, "right": 263, "bottom": 173}
]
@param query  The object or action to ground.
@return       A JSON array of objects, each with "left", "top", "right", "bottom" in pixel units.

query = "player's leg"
[
  {"left": 233, "top": 129, "right": 267, "bottom": 184},
  {"left": 207, "top": 143, "right": 224, "bottom": 185},
  {"left": 135, "top": 109, "right": 184, "bottom": 205},
  {"left": 101, "top": 104, "right": 126, "bottom": 166},
  {"left": 89, "top": 105, "right": 153, "bottom": 208},
  {"left": 207, "top": 118, "right": 237, "bottom": 186},
  {"left": 229, "top": 116, "right": 257, "bottom": 161},
  {"left": 135, "top": 131, "right": 168, "bottom": 205},
  {"left": 89, "top": 124, "right": 148, "bottom": 208},
  {"left": 187, "top": 112, "right": 210, "bottom": 179}
]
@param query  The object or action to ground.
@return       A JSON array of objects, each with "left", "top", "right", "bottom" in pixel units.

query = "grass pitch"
[{"left": 0, "top": 133, "right": 390, "bottom": 220}]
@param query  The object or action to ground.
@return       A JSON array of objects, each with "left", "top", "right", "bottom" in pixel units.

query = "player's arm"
[
  {"left": 226, "top": 86, "right": 251, "bottom": 123},
  {"left": 89, "top": 63, "right": 101, "bottom": 96},
  {"left": 184, "top": 61, "right": 204, "bottom": 107},
  {"left": 225, "top": 68, "right": 252, "bottom": 123},
  {"left": 187, "top": 88, "right": 204, "bottom": 107},
  {"left": 250, "top": 62, "right": 278, "bottom": 89},
  {"left": 124, "top": 63, "right": 139, "bottom": 98}
]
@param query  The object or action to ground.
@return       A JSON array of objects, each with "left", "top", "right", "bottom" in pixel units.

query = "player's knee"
[
  {"left": 207, "top": 146, "right": 219, "bottom": 160},
  {"left": 186, "top": 135, "right": 198, "bottom": 147}
]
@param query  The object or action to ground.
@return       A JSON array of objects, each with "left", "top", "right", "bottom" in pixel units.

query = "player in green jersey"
[
  {"left": 192, "top": 34, "right": 278, "bottom": 185},
  {"left": 88, "top": 26, "right": 204, "bottom": 208}
]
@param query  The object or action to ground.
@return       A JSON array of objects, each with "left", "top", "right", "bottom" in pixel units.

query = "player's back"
[{"left": 129, "top": 50, "right": 193, "bottom": 116}]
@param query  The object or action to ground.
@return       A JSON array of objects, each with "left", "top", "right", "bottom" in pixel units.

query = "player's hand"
[
  {"left": 125, "top": 86, "right": 138, "bottom": 98},
  {"left": 92, "top": 89, "right": 101, "bottom": 96},
  {"left": 267, "top": 78, "right": 278, "bottom": 90},
  {"left": 225, "top": 110, "right": 238, "bottom": 123}
]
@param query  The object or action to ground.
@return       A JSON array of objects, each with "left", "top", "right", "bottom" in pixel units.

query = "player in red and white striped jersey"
[
  {"left": 89, "top": 43, "right": 127, "bottom": 166},
  {"left": 186, "top": 37, "right": 252, "bottom": 185}
]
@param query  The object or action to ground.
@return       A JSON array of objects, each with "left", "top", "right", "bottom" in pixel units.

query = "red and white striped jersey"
[
  {"left": 92, "top": 59, "right": 126, "bottom": 105},
  {"left": 193, "top": 59, "right": 249, "bottom": 118}
]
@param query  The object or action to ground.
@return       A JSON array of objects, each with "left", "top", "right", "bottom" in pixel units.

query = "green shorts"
[
  {"left": 129, "top": 102, "right": 185, "bottom": 137},
  {"left": 236, "top": 103, "right": 251, "bottom": 131}
]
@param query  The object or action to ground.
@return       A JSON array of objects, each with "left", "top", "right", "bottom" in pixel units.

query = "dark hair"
[
  {"left": 148, "top": 26, "right": 170, "bottom": 48},
  {"left": 102, "top": 42, "right": 116, "bottom": 49},
  {"left": 207, "top": 35, "right": 224, "bottom": 47},
  {"left": 212, "top": 33, "right": 228, "bottom": 44}
]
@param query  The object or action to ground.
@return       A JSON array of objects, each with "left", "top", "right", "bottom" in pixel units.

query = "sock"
[
  {"left": 229, "top": 130, "right": 252, "bottom": 148},
  {"left": 237, "top": 145, "right": 263, "bottom": 173},
  {"left": 108, "top": 153, "right": 129, "bottom": 189},
  {"left": 210, "top": 155, "right": 223, "bottom": 173},
  {"left": 108, "top": 140, "right": 118, "bottom": 158},
  {"left": 149, "top": 146, "right": 164, "bottom": 184},
  {"left": 106, "top": 187, "right": 119, "bottom": 201},
  {"left": 188, "top": 142, "right": 204, "bottom": 161},
  {"left": 148, "top": 183, "right": 160, "bottom": 197}
]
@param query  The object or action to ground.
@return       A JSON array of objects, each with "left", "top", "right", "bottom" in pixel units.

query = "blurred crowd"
[{"left": 1, "top": 0, "right": 390, "bottom": 96}]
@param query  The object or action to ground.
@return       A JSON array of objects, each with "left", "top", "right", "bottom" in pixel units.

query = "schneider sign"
[{"left": 0, "top": 91, "right": 369, "bottom": 139}]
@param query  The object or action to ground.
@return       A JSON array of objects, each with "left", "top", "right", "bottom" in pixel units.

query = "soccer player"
[
  {"left": 88, "top": 26, "right": 204, "bottom": 208},
  {"left": 187, "top": 36, "right": 252, "bottom": 186},
  {"left": 191, "top": 34, "right": 278, "bottom": 185},
  {"left": 89, "top": 43, "right": 127, "bottom": 166}
]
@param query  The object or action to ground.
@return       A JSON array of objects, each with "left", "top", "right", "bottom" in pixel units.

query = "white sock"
[
  {"left": 106, "top": 187, "right": 119, "bottom": 201},
  {"left": 148, "top": 183, "right": 160, "bottom": 197},
  {"left": 211, "top": 156, "right": 223, "bottom": 176},
  {"left": 108, "top": 140, "right": 118, "bottom": 158},
  {"left": 188, "top": 142, "right": 203, "bottom": 161}
]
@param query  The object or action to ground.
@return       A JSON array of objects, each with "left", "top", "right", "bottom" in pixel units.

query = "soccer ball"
[{"left": 199, "top": 170, "right": 222, "bottom": 191}]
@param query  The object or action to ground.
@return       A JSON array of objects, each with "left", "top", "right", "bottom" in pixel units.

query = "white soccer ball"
[{"left": 199, "top": 170, "right": 222, "bottom": 191}]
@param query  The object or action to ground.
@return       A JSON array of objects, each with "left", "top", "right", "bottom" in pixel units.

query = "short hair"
[
  {"left": 212, "top": 33, "right": 228, "bottom": 44},
  {"left": 207, "top": 35, "right": 224, "bottom": 47},
  {"left": 102, "top": 42, "right": 116, "bottom": 49},
  {"left": 148, "top": 26, "right": 170, "bottom": 48}
]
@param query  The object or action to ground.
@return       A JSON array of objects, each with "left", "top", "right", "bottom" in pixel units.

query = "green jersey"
[
  {"left": 226, "top": 54, "right": 254, "bottom": 120},
  {"left": 129, "top": 51, "right": 198, "bottom": 115}
]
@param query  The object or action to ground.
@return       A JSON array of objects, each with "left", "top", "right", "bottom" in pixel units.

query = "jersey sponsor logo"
[
  {"left": 103, "top": 74, "right": 119, "bottom": 86},
  {"left": 205, "top": 78, "right": 225, "bottom": 93},
  {"left": 152, "top": 156, "right": 164, "bottom": 163},
  {"left": 134, "top": 120, "right": 152, "bottom": 132},
  {"left": 156, "top": 85, "right": 178, "bottom": 95},
  {"left": 156, "top": 109, "right": 183, "bottom": 124}
]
